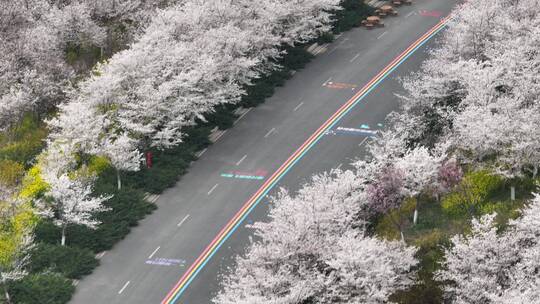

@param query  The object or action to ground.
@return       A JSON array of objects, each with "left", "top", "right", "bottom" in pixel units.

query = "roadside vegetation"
[
  {"left": 0, "top": 0, "right": 371, "bottom": 303},
  {"left": 217, "top": 0, "right": 540, "bottom": 303}
]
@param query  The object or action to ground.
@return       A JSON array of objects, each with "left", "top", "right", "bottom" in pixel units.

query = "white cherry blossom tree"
[
  {"left": 437, "top": 194, "right": 540, "bottom": 303},
  {"left": 215, "top": 170, "right": 417, "bottom": 304},
  {"left": 39, "top": 175, "right": 111, "bottom": 246},
  {"left": 395, "top": 147, "right": 443, "bottom": 224},
  {"left": 101, "top": 133, "right": 142, "bottom": 190}
]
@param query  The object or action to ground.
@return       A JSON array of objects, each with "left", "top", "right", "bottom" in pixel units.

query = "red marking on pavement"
[
  {"left": 323, "top": 82, "right": 357, "bottom": 90},
  {"left": 419, "top": 10, "right": 443, "bottom": 17}
]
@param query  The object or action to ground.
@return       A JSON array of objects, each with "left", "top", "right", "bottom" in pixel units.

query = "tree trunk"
[
  {"left": 61, "top": 225, "right": 66, "bottom": 246},
  {"left": 4, "top": 287, "right": 11, "bottom": 304},
  {"left": 3, "top": 285, "right": 12, "bottom": 304},
  {"left": 413, "top": 197, "right": 419, "bottom": 225},
  {"left": 510, "top": 186, "right": 516, "bottom": 201},
  {"left": 388, "top": 212, "right": 406, "bottom": 242},
  {"left": 117, "top": 169, "right": 122, "bottom": 190}
]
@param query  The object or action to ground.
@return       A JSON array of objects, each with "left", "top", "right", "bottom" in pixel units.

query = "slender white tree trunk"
[
  {"left": 413, "top": 197, "right": 419, "bottom": 225},
  {"left": 510, "top": 186, "right": 516, "bottom": 201},
  {"left": 4, "top": 290, "right": 11, "bottom": 304},
  {"left": 0, "top": 275, "right": 11, "bottom": 304},
  {"left": 117, "top": 169, "right": 122, "bottom": 190},
  {"left": 400, "top": 231, "right": 405, "bottom": 242},
  {"left": 61, "top": 225, "right": 66, "bottom": 246},
  {"left": 4, "top": 286, "right": 12, "bottom": 304}
]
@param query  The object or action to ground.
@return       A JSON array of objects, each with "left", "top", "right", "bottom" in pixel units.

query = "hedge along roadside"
[{"left": 8, "top": 3, "right": 373, "bottom": 303}]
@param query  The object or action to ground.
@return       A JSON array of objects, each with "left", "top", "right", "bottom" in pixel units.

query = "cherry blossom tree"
[
  {"left": 436, "top": 214, "right": 517, "bottom": 303},
  {"left": 38, "top": 175, "right": 110, "bottom": 246},
  {"left": 0, "top": 231, "right": 33, "bottom": 304},
  {"left": 366, "top": 165, "right": 407, "bottom": 240},
  {"left": 368, "top": 130, "right": 407, "bottom": 166},
  {"left": 395, "top": 147, "right": 443, "bottom": 224},
  {"left": 215, "top": 170, "right": 417, "bottom": 303},
  {"left": 437, "top": 194, "right": 540, "bottom": 303},
  {"left": 392, "top": 0, "right": 540, "bottom": 204},
  {"left": 0, "top": 0, "right": 106, "bottom": 132},
  {"left": 86, "top": 0, "right": 160, "bottom": 21},
  {"left": 437, "top": 158, "right": 464, "bottom": 195},
  {"left": 320, "top": 231, "right": 418, "bottom": 303},
  {"left": 496, "top": 194, "right": 540, "bottom": 303},
  {"left": 101, "top": 133, "right": 142, "bottom": 190},
  {"left": 48, "top": 0, "right": 341, "bottom": 150}
]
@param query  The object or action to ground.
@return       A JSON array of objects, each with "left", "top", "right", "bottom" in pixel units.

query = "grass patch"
[{"left": 0, "top": 114, "right": 47, "bottom": 167}]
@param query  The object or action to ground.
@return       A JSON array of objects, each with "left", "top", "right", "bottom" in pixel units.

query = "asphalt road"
[{"left": 71, "top": 1, "right": 458, "bottom": 303}]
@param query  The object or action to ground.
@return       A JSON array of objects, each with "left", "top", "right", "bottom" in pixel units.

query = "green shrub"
[
  {"left": 204, "top": 104, "right": 238, "bottom": 130},
  {"left": 122, "top": 145, "right": 196, "bottom": 194},
  {"left": 317, "top": 32, "right": 335, "bottom": 44},
  {"left": 280, "top": 46, "right": 313, "bottom": 71},
  {"left": 35, "top": 187, "right": 155, "bottom": 252},
  {"left": 441, "top": 170, "right": 504, "bottom": 217},
  {"left": 29, "top": 244, "right": 98, "bottom": 279},
  {"left": 183, "top": 125, "right": 213, "bottom": 150},
  {"left": 241, "top": 79, "right": 276, "bottom": 107},
  {"left": 8, "top": 273, "right": 74, "bottom": 304},
  {"left": 87, "top": 155, "right": 111, "bottom": 176},
  {"left": 92, "top": 125, "right": 211, "bottom": 195},
  {"left": 333, "top": 0, "right": 373, "bottom": 33},
  {"left": 34, "top": 221, "right": 102, "bottom": 252}
]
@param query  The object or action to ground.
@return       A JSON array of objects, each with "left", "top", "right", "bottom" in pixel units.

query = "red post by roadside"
[{"left": 146, "top": 151, "right": 153, "bottom": 168}]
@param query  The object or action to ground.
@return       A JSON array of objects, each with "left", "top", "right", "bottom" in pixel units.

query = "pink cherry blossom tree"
[{"left": 366, "top": 165, "right": 408, "bottom": 241}]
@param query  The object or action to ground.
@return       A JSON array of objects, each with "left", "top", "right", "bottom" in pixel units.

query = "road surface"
[{"left": 71, "top": 1, "right": 458, "bottom": 303}]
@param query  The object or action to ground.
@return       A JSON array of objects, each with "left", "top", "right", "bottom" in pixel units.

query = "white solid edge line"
[
  {"left": 177, "top": 214, "right": 190, "bottom": 227},
  {"left": 118, "top": 281, "right": 130, "bottom": 294},
  {"left": 148, "top": 246, "right": 160, "bottom": 259}
]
